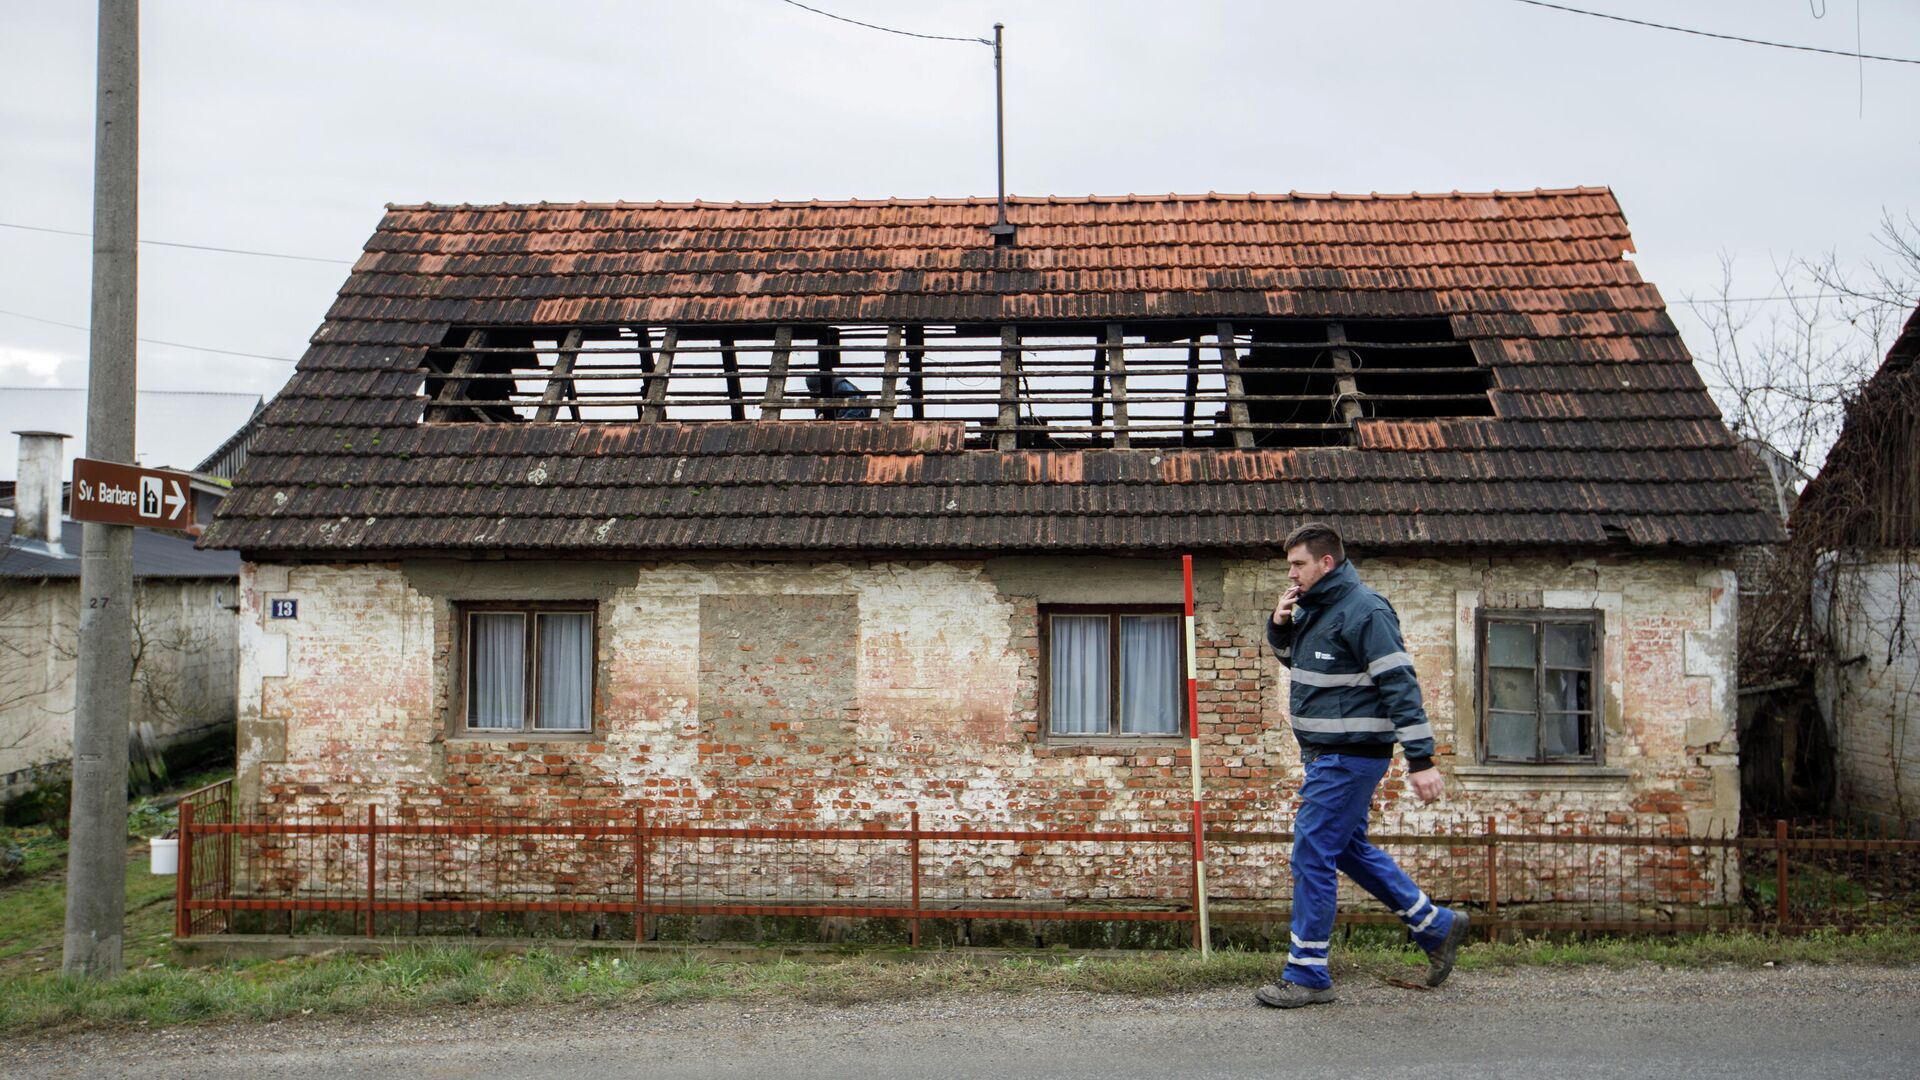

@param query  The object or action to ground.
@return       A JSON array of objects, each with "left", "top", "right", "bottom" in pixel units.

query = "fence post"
[
  {"left": 909, "top": 810, "right": 922, "bottom": 949},
  {"left": 365, "top": 804, "right": 378, "bottom": 938},
  {"left": 1484, "top": 816, "right": 1499, "bottom": 930},
  {"left": 217, "top": 793, "right": 232, "bottom": 934},
  {"left": 1775, "top": 819, "right": 1789, "bottom": 932},
  {"left": 175, "top": 800, "right": 194, "bottom": 940},
  {"left": 634, "top": 804, "right": 649, "bottom": 943}
]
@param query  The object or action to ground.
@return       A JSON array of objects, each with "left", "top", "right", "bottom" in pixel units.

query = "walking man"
[{"left": 1254, "top": 522, "right": 1470, "bottom": 1008}]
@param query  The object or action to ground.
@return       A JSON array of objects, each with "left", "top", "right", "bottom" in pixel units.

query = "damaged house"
[
  {"left": 1798, "top": 303, "right": 1920, "bottom": 837},
  {"left": 197, "top": 189, "right": 1782, "bottom": 911}
]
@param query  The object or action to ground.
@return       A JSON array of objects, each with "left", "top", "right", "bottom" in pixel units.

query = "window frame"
[
  {"left": 1474, "top": 607, "right": 1604, "bottom": 765},
  {"left": 451, "top": 600, "right": 599, "bottom": 738},
  {"left": 1038, "top": 604, "right": 1189, "bottom": 741}
]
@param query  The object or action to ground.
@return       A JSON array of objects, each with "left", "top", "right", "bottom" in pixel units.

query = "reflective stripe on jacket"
[{"left": 1266, "top": 559, "right": 1435, "bottom": 768}]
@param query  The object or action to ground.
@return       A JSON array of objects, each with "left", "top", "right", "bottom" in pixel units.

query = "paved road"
[{"left": 13, "top": 964, "right": 1919, "bottom": 1079}]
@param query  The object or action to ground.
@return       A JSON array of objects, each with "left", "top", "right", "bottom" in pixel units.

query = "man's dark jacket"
[{"left": 1266, "top": 559, "right": 1436, "bottom": 772}]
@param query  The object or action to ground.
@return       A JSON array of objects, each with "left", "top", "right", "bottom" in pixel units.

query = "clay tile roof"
[{"left": 201, "top": 189, "right": 1782, "bottom": 556}]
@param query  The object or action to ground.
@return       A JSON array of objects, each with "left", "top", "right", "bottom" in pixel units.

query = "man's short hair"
[{"left": 1283, "top": 522, "right": 1345, "bottom": 565}]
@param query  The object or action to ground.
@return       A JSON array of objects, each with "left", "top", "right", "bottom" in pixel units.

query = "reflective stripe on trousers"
[{"left": 1284, "top": 752, "right": 1456, "bottom": 989}]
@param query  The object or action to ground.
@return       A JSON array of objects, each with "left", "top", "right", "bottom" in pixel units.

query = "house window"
[
  {"left": 1043, "top": 607, "right": 1185, "bottom": 737},
  {"left": 1477, "top": 610, "right": 1602, "bottom": 763},
  {"left": 458, "top": 603, "right": 596, "bottom": 734}
]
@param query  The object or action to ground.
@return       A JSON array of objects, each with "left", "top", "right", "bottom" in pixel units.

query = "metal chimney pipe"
[
  {"left": 987, "top": 22, "right": 1016, "bottom": 247},
  {"left": 11, "top": 430, "right": 70, "bottom": 550}
]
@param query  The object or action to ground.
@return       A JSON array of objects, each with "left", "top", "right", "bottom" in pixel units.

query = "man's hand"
[
  {"left": 1273, "top": 585, "right": 1301, "bottom": 624},
  {"left": 1408, "top": 768, "right": 1446, "bottom": 803}
]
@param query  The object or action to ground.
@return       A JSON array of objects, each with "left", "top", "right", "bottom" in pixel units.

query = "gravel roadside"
[{"left": 10, "top": 962, "right": 1919, "bottom": 1079}]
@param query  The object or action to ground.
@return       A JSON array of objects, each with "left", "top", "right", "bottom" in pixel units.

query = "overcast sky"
[{"left": 2, "top": 1, "right": 1916, "bottom": 432}]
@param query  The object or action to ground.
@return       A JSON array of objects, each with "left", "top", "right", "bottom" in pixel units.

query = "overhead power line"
[
  {"left": 0, "top": 307, "right": 299, "bottom": 362},
  {"left": 0, "top": 384, "right": 265, "bottom": 398},
  {"left": 1672, "top": 290, "right": 1915, "bottom": 307},
  {"left": 774, "top": 0, "right": 990, "bottom": 45},
  {"left": 0, "top": 221, "right": 354, "bottom": 265},
  {"left": 1507, "top": 0, "right": 1920, "bottom": 64}
]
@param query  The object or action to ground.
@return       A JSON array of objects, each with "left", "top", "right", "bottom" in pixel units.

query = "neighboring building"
[
  {"left": 195, "top": 400, "right": 269, "bottom": 483},
  {"left": 0, "top": 387, "right": 263, "bottom": 481},
  {"left": 199, "top": 190, "right": 1782, "bottom": 907},
  {"left": 1799, "top": 303, "right": 1920, "bottom": 838},
  {"left": 1, "top": 432, "right": 243, "bottom": 802}
]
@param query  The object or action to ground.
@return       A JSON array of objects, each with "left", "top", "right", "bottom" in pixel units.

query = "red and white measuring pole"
[{"left": 1182, "top": 555, "right": 1212, "bottom": 957}]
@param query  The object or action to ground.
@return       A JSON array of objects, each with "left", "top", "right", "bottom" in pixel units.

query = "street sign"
[{"left": 69, "top": 457, "right": 194, "bottom": 528}]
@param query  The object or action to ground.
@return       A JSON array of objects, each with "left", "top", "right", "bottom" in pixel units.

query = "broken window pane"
[
  {"left": 1547, "top": 669, "right": 1591, "bottom": 713},
  {"left": 1545, "top": 623, "right": 1593, "bottom": 669}
]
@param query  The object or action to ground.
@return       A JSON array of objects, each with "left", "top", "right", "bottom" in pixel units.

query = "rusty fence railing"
[
  {"left": 174, "top": 777, "right": 234, "bottom": 939},
  {"left": 173, "top": 791, "right": 1920, "bottom": 944}
]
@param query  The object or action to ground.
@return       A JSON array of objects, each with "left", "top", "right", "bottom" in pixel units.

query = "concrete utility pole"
[{"left": 64, "top": 0, "right": 139, "bottom": 979}]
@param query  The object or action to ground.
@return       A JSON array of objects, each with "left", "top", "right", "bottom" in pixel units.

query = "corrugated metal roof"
[
  {"left": 200, "top": 190, "right": 1782, "bottom": 554},
  {"left": 1, "top": 514, "right": 241, "bottom": 579}
]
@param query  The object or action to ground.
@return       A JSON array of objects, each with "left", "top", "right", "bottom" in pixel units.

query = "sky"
[{"left": 1, "top": 0, "right": 1917, "bottom": 464}]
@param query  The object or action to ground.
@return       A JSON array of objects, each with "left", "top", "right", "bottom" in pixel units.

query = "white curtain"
[
  {"left": 1119, "top": 615, "right": 1180, "bottom": 734},
  {"left": 536, "top": 613, "right": 593, "bottom": 731},
  {"left": 1050, "top": 615, "right": 1110, "bottom": 735},
  {"left": 468, "top": 613, "right": 524, "bottom": 729}
]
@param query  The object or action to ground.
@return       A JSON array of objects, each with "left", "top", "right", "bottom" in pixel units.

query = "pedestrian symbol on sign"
[{"left": 139, "top": 476, "right": 161, "bottom": 518}]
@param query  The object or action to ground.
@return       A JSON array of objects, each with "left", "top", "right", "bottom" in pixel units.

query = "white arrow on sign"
[{"left": 164, "top": 479, "right": 186, "bottom": 520}]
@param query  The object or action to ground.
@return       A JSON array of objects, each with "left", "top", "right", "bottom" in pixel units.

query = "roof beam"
[
  {"left": 1182, "top": 339, "right": 1201, "bottom": 446},
  {"left": 879, "top": 325, "right": 902, "bottom": 421},
  {"left": 1328, "top": 322, "right": 1365, "bottom": 425},
  {"left": 814, "top": 326, "right": 841, "bottom": 419},
  {"left": 997, "top": 325, "right": 1020, "bottom": 450},
  {"left": 761, "top": 326, "right": 794, "bottom": 420},
  {"left": 1104, "top": 322, "right": 1129, "bottom": 449},
  {"left": 631, "top": 326, "right": 656, "bottom": 420},
  {"left": 533, "top": 328, "right": 585, "bottom": 422},
  {"left": 640, "top": 328, "right": 679, "bottom": 423},
  {"left": 906, "top": 326, "right": 926, "bottom": 421},
  {"left": 719, "top": 336, "right": 745, "bottom": 421},
  {"left": 1218, "top": 322, "right": 1256, "bottom": 449},
  {"left": 429, "top": 329, "right": 489, "bottom": 421}
]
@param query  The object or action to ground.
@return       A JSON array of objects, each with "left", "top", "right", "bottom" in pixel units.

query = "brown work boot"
[
  {"left": 1425, "top": 909, "right": 1470, "bottom": 987},
  {"left": 1254, "top": 981, "right": 1338, "bottom": 1008}
]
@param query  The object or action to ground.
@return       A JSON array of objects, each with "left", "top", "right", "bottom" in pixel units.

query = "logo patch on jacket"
[{"left": 1314, "top": 651, "right": 1336, "bottom": 660}]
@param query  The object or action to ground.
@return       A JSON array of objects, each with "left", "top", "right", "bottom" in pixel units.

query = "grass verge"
[
  {"left": 2, "top": 928, "right": 1916, "bottom": 1041},
  {"left": 0, "top": 787, "right": 209, "bottom": 978}
]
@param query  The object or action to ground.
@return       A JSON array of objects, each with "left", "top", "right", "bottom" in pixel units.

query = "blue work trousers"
[{"left": 1284, "top": 752, "right": 1455, "bottom": 989}]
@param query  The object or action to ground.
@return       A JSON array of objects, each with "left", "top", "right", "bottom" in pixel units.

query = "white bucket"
[{"left": 149, "top": 836, "right": 179, "bottom": 876}]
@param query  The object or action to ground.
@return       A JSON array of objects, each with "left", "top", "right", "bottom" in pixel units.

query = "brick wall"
[{"left": 234, "top": 552, "right": 1741, "bottom": 905}]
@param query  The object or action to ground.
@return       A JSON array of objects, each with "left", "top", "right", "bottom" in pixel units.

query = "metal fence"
[{"left": 174, "top": 788, "right": 1920, "bottom": 944}]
